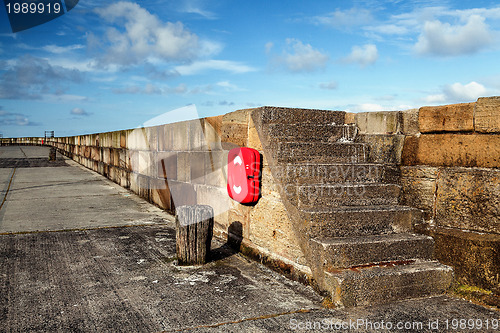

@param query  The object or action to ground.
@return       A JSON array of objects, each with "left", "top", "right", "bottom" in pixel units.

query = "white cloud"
[
  {"left": 91, "top": 2, "right": 219, "bottom": 67},
  {"left": 70, "top": 107, "right": 91, "bottom": 116},
  {"left": 343, "top": 44, "right": 378, "bottom": 67},
  {"left": 314, "top": 8, "right": 374, "bottom": 29},
  {"left": 275, "top": 38, "right": 329, "bottom": 73},
  {"left": 415, "top": 15, "right": 495, "bottom": 56},
  {"left": 424, "top": 81, "right": 488, "bottom": 104},
  {"left": 175, "top": 60, "right": 256, "bottom": 75},
  {"left": 42, "top": 44, "right": 85, "bottom": 54}
]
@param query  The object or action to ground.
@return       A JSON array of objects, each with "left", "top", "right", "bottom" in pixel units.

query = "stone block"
[
  {"left": 400, "top": 166, "right": 439, "bottom": 221},
  {"left": 419, "top": 103, "right": 474, "bottom": 133},
  {"left": 436, "top": 168, "right": 500, "bottom": 234},
  {"left": 203, "top": 119, "right": 222, "bottom": 151},
  {"left": 355, "top": 111, "right": 400, "bottom": 134},
  {"left": 170, "top": 121, "right": 190, "bottom": 151},
  {"left": 189, "top": 152, "right": 207, "bottom": 184},
  {"left": 158, "top": 124, "right": 172, "bottom": 152},
  {"left": 400, "top": 108, "right": 419, "bottom": 135},
  {"left": 221, "top": 123, "right": 248, "bottom": 147},
  {"left": 355, "top": 134, "right": 405, "bottom": 164},
  {"left": 431, "top": 227, "right": 500, "bottom": 292},
  {"left": 150, "top": 177, "right": 172, "bottom": 211},
  {"left": 189, "top": 119, "right": 206, "bottom": 151},
  {"left": 344, "top": 112, "right": 355, "bottom": 124},
  {"left": 168, "top": 180, "right": 197, "bottom": 208},
  {"left": 249, "top": 191, "right": 306, "bottom": 265},
  {"left": 120, "top": 130, "right": 128, "bottom": 148},
  {"left": 195, "top": 185, "right": 231, "bottom": 227},
  {"left": 222, "top": 109, "right": 250, "bottom": 125},
  {"left": 156, "top": 152, "right": 177, "bottom": 180},
  {"left": 205, "top": 151, "right": 227, "bottom": 187},
  {"left": 205, "top": 115, "right": 223, "bottom": 136},
  {"left": 475, "top": 96, "right": 500, "bottom": 133},
  {"left": 176, "top": 152, "right": 190, "bottom": 182},
  {"left": 402, "top": 134, "right": 500, "bottom": 168}
]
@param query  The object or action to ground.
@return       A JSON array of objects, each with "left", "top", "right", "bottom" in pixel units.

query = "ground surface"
[{"left": 0, "top": 145, "right": 498, "bottom": 332}]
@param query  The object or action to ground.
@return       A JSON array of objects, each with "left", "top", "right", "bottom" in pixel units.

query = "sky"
[{"left": 1, "top": 0, "right": 500, "bottom": 137}]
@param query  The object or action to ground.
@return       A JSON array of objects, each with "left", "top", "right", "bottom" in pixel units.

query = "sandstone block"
[
  {"left": 436, "top": 168, "right": 500, "bottom": 234},
  {"left": 402, "top": 134, "right": 500, "bottom": 168},
  {"left": 249, "top": 191, "right": 306, "bottom": 265},
  {"left": 355, "top": 111, "right": 400, "bottom": 134},
  {"left": 431, "top": 227, "right": 500, "bottom": 292},
  {"left": 156, "top": 152, "right": 177, "bottom": 180},
  {"left": 475, "top": 96, "right": 500, "bottom": 133},
  {"left": 419, "top": 103, "right": 474, "bottom": 133}
]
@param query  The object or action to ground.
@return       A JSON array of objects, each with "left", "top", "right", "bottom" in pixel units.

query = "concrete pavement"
[{"left": 0, "top": 146, "right": 498, "bottom": 332}]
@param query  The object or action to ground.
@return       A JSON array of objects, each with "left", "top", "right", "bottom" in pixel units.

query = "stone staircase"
[{"left": 252, "top": 107, "right": 453, "bottom": 308}]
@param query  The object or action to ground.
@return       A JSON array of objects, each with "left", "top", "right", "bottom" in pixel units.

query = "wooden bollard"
[
  {"left": 49, "top": 147, "right": 56, "bottom": 161},
  {"left": 175, "top": 205, "right": 214, "bottom": 265}
]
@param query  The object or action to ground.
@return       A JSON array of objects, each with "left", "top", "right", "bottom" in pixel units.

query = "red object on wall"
[{"left": 227, "top": 147, "right": 261, "bottom": 204}]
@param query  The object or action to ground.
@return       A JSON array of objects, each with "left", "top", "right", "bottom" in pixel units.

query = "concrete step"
[
  {"left": 302, "top": 205, "right": 421, "bottom": 238},
  {"left": 311, "top": 233, "right": 435, "bottom": 269},
  {"left": 267, "top": 123, "right": 357, "bottom": 143},
  {"left": 279, "top": 163, "right": 400, "bottom": 185},
  {"left": 324, "top": 260, "right": 453, "bottom": 307},
  {"left": 273, "top": 142, "right": 367, "bottom": 164},
  {"left": 298, "top": 183, "right": 400, "bottom": 209},
  {"left": 260, "top": 107, "right": 345, "bottom": 125}
]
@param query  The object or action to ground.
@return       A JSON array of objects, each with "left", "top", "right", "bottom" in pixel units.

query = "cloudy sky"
[{"left": 1, "top": 0, "right": 500, "bottom": 137}]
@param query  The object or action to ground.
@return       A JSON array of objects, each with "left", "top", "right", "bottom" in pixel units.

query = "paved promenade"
[{"left": 0, "top": 146, "right": 497, "bottom": 332}]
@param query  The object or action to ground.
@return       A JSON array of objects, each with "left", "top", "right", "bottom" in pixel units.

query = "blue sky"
[{"left": 1, "top": 0, "right": 500, "bottom": 137}]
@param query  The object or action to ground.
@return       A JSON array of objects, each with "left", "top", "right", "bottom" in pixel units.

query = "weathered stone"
[
  {"left": 259, "top": 107, "right": 345, "bottom": 125},
  {"left": 325, "top": 261, "right": 453, "bottom": 308},
  {"left": 221, "top": 123, "right": 248, "bottom": 147},
  {"left": 169, "top": 121, "right": 191, "bottom": 151},
  {"left": 156, "top": 152, "right": 177, "bottom": 180},
  {"left": 344, "top": 112, "right": 355, "bottom": 124},
  {"left": 431, "top": 227, "right": 500, "bottom": 292},
  {"left": 436, "top": 168, "right": 500, "bottom": 234},
  {"left": 400, "top": 108, "right": 420, "bottom": 135},
  {"left": 247, "top": 117, "right": 263, "bottom": 151},
  {"left": 400, "top": 166, "right": 439, "bottom": 221},
  {"left": 202, "top": 119, "right": 222, "bottom": 151},
  {"left": 150, "top": 177, "right": 172, "bottom": 211},
  {"left": 204, "top": 151, "right": 227, "bottom": 187},
  {"left": 475, "top": 96, "right": 500, "bottom": 133},
  {"left": 168, "top": 180, "right": 197, "bottom": 208},
  {"left": 355, "top": 111, "right": 400, "bottom": 134},
  {"left": 419, "top": 103, "right": 474, "bottom": 133},
  {"left": 355, "top": 134, "right": 405, "bottom": 164},
  {"left": 189, "top": 119, "right": 207, "bottom": 151},
  {"left": 176, "top": 152, "right": 191, "bottom": 182},
  {"left": 401, "top": 134, "right": 500, "bottom": 168},
  {"left": 195, "top": 184, "right": 231, "bottom": 227},
  {"left": 249, "top": 190, "right": 306, "bottom": 265}
]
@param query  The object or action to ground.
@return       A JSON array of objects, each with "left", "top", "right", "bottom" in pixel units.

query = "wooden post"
[
  {"left": 175, "top": 205, "right": 214, "bottom": 265},
  {"left": 49, "top": 147, "right": 56, "bottom": 161}
]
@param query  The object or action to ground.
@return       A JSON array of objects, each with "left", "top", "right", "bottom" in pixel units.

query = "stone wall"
[
  {"left": 347, "top": 97, "right": 500, "bottom": 293},
  {"left": 3, "top": 97, "right": 499, "bottom": 292},
  {"left": 0, "top": 111, "right": 309, "bottom": 279}
]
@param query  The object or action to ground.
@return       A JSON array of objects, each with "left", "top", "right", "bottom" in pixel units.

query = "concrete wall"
[{"left": 347, "top": 97, "right": 500, "bottom": 293}]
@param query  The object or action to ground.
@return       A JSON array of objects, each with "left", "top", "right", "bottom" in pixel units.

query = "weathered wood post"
[
  {"left": 49, "top": 147, "right": 56, "bottom": 161},
  {"left": 175, "top": 205, "right": 214, "bottom": 265}
]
